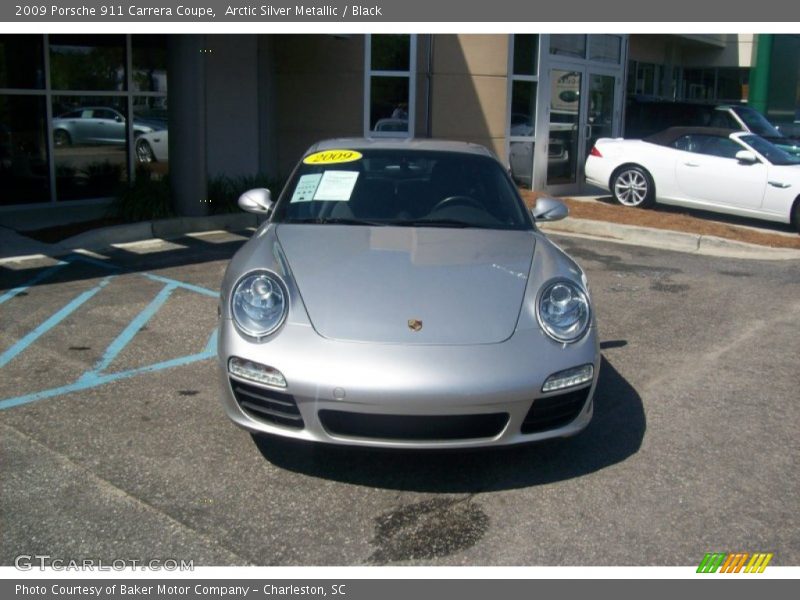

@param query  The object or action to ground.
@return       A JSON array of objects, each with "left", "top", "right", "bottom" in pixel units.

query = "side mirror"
[
  {"left": 531, "top": 196, "right": 568, "bottom": 222},
  {"left": 238, "top": 188, "right": 273, "bottom": 214},
  {"left": 736, "top": 150, "right": 758, "bottom": 164}
]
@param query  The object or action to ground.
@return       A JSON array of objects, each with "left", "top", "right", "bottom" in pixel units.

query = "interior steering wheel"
[{"left": 431, "top": 195, "right": 484, "bottom": 212}]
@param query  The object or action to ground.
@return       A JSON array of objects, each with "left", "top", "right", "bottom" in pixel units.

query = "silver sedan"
[{"left": 217, "top": 139, "right": 599, "bottom": 449}]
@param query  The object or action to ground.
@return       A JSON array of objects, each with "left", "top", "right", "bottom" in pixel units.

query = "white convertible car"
[{"left": 584, "top": 127, "right": 800, "bottom": 232}]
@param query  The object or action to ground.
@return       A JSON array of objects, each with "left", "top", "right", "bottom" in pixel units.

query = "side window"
[
  {"left": 697, "top": 135, "right": 741, "bottom": 159},
  {"left": 672, "top": 135, "right": 697, "bottom": 152}
]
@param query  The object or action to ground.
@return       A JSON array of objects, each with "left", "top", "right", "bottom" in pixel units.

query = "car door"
[
  {"left": 91, "top": 108, "right": 126, "bottom": 145},
  {"left": 674, "top": 134, "right": 767, "bottom": 210}
]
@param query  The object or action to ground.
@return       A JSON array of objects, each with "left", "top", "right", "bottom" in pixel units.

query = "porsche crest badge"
[{"left": 407, "top": 319, "right": 423, "bottom": 332}]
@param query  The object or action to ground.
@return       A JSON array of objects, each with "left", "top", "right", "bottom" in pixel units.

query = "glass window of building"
[
  {"left": 51, "top": 95, "right": 128, "bottom": 201},
  {"left": 715, "top": 68, "right": 749, "bottom": 102},
  {"left": 683, "top": 68, "right": 715, "bottom": 101},
  {"left": 132, "top": 35, "right": 168, "bottom": 93},
  {"left": 49, "top": 34, "right": 126, "bottom": 91},
  {"left": 508, "top": 35, "right": 540, "bottom": 188},
  {"left": 132, "top": 36, "right": 168, "bottom": 178},
  {"left": 0, "top": 34, "right": 168, "bottom": 207},
  {"left": 365, "top": 34, "right": 416, "bottom": 137},
  {"left": 0, "top": 35, "right": 44, "bottom": 89},
  {"left": 513, "top": 34, "right": 538, "bottom": 76},
  {"left": 0, "top": 96, "right": 49, "bottom": 205},
  {"left": 550, "top": 35, "right": 587, "bottom": 59},
  {"left": 589, "top": 35, "right": 621, "bottom": 64}
]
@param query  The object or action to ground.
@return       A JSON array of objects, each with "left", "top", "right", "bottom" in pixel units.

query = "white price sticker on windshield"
[{"left": 313, "top": 171, "right": 359, "bottom": 201}]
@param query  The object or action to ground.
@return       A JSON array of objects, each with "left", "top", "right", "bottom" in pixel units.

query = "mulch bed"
[{"left": 519, "top": 189, "right": 800, "bottom": 250}]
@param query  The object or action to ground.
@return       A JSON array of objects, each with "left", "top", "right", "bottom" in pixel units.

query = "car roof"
[
  {"left": 644, "top": 127, "right": 741, "bottom": 146},
  {"left": 305, "top": 138, "right": 496, "bottom": 158}
]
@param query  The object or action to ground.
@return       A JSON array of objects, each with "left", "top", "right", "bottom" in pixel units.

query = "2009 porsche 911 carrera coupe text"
[{"left": 217, "top": 138, "right": 600, "bottom": 449}]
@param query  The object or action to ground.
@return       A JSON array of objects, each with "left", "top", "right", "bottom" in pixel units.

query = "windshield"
[
  {"left": 740, "top": 134, "right": 800, "bottom": 166},
  {"left": 272, "top": 149, "right": 532, "bottom": 230},
  {"left": 734, "top": 107, "right": 783, "bottom": 138}
]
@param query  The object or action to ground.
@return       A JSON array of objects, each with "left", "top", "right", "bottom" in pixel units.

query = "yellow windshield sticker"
[{"left": 303, "top": 149, "right": 363, "bottom": 165}]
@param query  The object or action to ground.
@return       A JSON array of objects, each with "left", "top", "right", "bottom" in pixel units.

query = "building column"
[
  {"left": 748, "top": 34, "right": 772, "bottom": 114},
  {"left": 167, "top": 35, "right": 208, "bottom": 217}
]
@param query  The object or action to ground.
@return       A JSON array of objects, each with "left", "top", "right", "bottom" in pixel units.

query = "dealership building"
[{"left": 1, "top": 33, "right": 798, "bottom": 223}]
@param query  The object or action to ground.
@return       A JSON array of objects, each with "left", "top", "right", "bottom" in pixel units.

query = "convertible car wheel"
[
  {"left": 611, "top": 166, "right": 654, "bottom": 208},
  {"left": 792, "top": 199, "right": 800, "bottom": 234},
  {"left": 53, "top": 129, "right": 71, "bottom": 147},
  {"left": 136, "top": 139, "right": 156, "bottom": 163}
]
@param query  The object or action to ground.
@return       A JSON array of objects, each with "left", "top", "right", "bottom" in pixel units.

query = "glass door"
[
  {"left": 545, "top": 68, "right": 582, "bottom": 187},
  {"left": 544, "top": 67, "right": 620, "bottom": 193}
]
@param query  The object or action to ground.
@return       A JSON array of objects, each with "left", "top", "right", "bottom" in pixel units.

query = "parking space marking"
[
  {"left": 0, "top": 255, "right": 219, "bottom": 411},
  {"left": 79, "top": 281, "right": 178, "bottom": 381},
  {"left": 0, "top": 330, "right": 217, "bottom": 410},
  {"left": 0, "top": 260, "right": 68, "bottom": 305},
  {"left": 144, "top": 272, "right": 219, "bottom": 298},
  {"left": 0, "top": 277, "right": 113, "bottom": 369}
]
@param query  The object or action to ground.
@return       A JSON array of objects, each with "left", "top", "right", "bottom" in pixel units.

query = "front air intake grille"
[
  {"left": 230, "top": 378, "right": 304, "bottom": 429},
  {"left": 318, "top": 410, "right": 509, "bottom": 442},
  {"left": 521, "top": 386, "right": 591, "bottom": 434}
]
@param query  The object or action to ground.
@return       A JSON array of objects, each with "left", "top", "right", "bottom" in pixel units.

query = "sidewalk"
[{"left": 0, "top": 213, "right": 259, "bottom": 262}]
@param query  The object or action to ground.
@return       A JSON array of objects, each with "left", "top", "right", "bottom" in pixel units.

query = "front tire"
[
  {"left": 135, "top": 138, "right": 156, "bottom": 163},
  {"left": 792, "top": 198, "right": 800, "bottom": 235},
  {"left": 611, "top": 166, "right": 655, "bottom": 208},
  {"left": 53, "top": 129, "right": 71, "bottom": 147}
]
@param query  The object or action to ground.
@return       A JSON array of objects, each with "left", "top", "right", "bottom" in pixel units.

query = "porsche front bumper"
[{"left": 217, "top": 319, "right": 599, "bottom": 449}]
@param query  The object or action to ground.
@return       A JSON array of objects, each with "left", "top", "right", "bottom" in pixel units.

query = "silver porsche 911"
[{"left": 217, "top": 138, "right": 599, "bottom": 449}]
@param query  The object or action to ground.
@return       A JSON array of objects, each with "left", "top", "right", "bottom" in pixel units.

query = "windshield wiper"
[{"left": 286, "top": 217, "right": 388, "bottom": 226}]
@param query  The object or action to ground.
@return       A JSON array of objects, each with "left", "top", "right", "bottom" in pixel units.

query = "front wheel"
[
  {"left": 53, "top": 129, "right": 71, "bottom": 147},
  {"left": 611, "top": 166, "right": 655, "bottom": 208},
  {"left": 135, "top": 138, "right": 155, "bottom": 163},
  {"left": 792, "top": 199, "right": 800, "bottom": 235}
]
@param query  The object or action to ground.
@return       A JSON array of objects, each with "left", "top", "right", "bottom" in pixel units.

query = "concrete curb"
[
  {"left": 59, "top": 213, "right": 260, "bottom": 251},
  {"left": 539, "top": 217, "right": 800, "bottom": 261}
]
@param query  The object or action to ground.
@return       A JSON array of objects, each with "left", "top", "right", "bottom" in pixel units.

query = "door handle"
[
  {"left": 768, "top": 181, "right": 791, "bottom": 189},
  {"left": 683, "top": 162, "right": 700, "bottom": 167}
]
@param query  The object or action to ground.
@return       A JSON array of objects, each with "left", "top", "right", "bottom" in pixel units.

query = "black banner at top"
[{"left": 0, "top": 0, "right": 798, "bottom": 23}]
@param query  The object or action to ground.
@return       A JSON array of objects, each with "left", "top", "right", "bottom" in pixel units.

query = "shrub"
[{"left": 113, "top": 167, "right": 175, "bottom": 222}]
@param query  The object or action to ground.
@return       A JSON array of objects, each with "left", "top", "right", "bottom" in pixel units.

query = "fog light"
[
  {"left": 228, "top": 357, "right": 287, "bottom": 388},
  {"left": 542, "top": 364, "right": 594, "bottom": 393}
]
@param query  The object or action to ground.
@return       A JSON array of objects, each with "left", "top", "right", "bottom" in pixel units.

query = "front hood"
[{"left": 276, "top": 225, "right": 535, "bottom": 345}]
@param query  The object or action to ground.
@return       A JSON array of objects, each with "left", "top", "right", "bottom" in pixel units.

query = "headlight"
[
  {"left": 231, "top": 270, "right": 288, "bottom": 339},
  {"left": 537, "top": 279, "right": 591, "bottom": 343}
]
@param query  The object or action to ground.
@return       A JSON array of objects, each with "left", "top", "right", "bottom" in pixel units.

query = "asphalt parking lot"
[{"left": 1, "top": 231, "right": 798, "bottom": 566}]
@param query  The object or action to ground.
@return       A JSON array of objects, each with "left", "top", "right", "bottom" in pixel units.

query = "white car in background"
[
  {"left": 585, "top": 127, "right": 800, "bottom": 233},
  {"left": 135, "top": 129, "right": 168, "bottom": 163}
]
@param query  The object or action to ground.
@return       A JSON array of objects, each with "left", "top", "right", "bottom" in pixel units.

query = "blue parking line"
[
  {"left": 144, "top": 273, "right": 219, "bottom": 298},
  {"left": 1, "top": 255, "right": 221, "bottom": 410},
  {"left": 0, "top": 277, "right": 113, "bottom": 369},
  {"left": 79, "top": 282, "right": 178, "bottom": 382},
  {"left": 0, "top": 260, "right": 68, "bottom": 305},
  {"left": 0, "top": 333, "right": 217, "bottom": 410}
]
